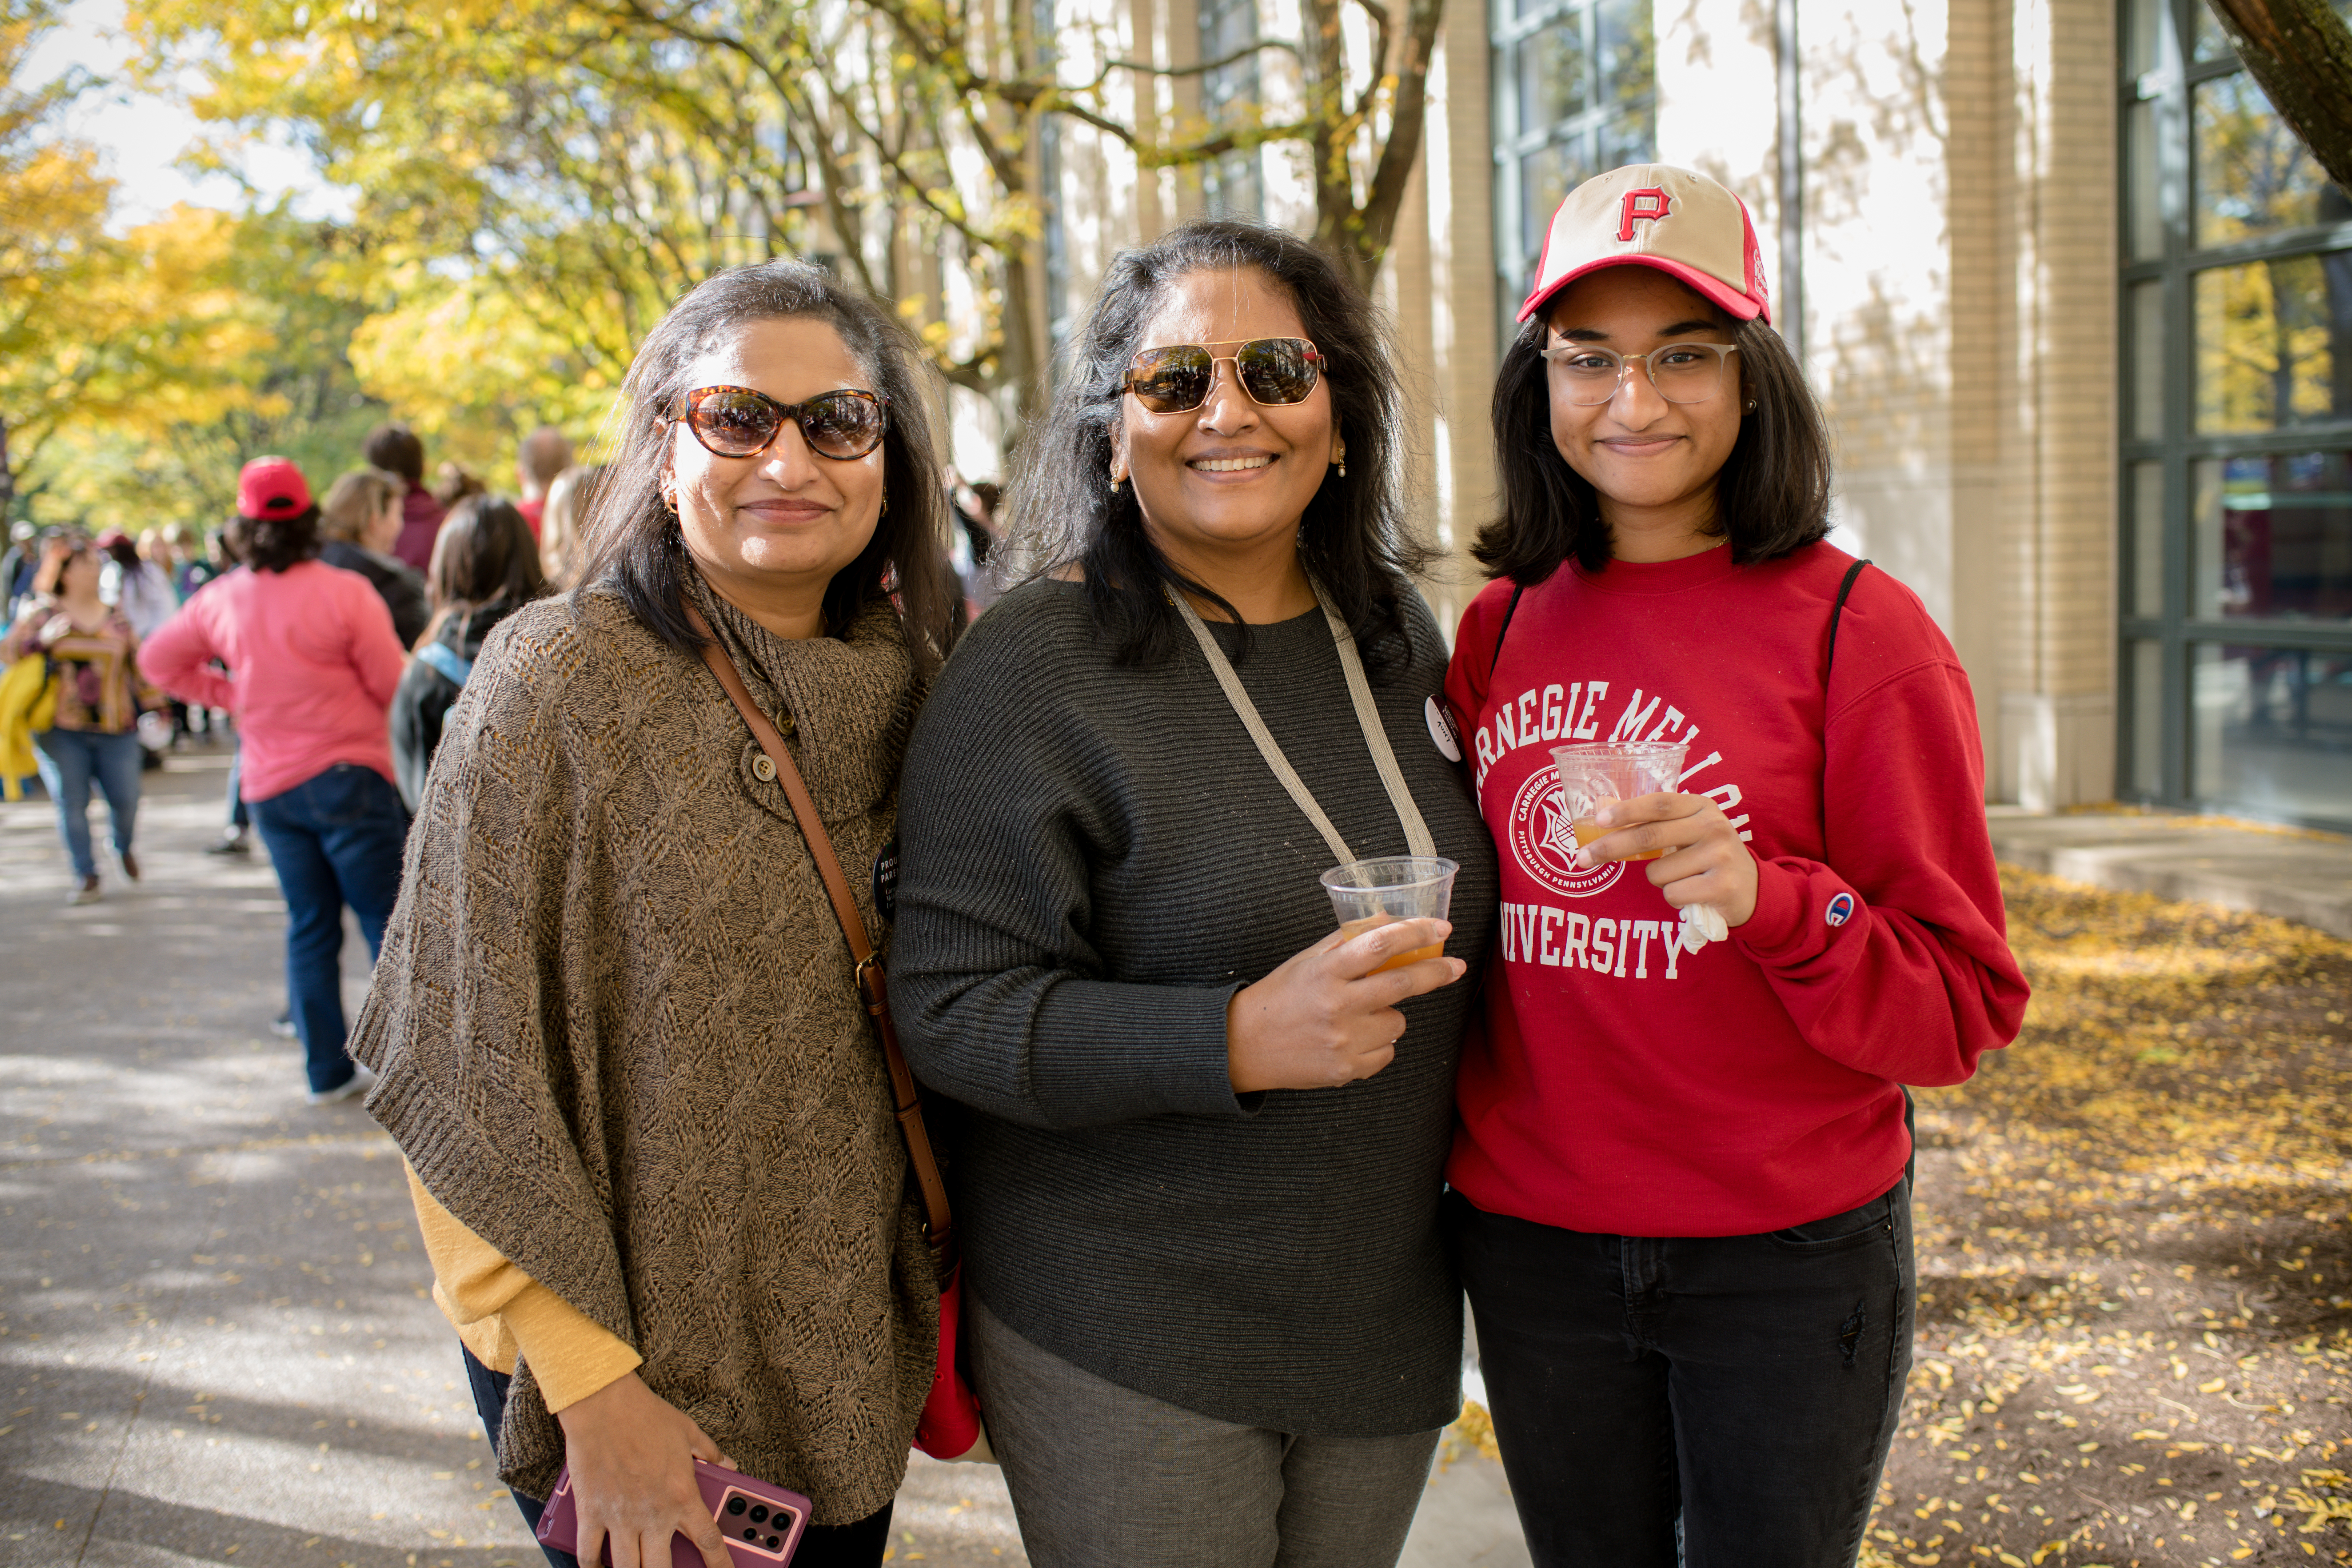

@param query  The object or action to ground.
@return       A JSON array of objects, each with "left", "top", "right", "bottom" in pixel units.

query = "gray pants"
[{"left": 966, "top": 1291, "right": 1442, "bottom": 1568}]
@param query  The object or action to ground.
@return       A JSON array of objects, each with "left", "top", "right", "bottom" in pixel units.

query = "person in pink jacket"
[{"left": 142, "top": 457, "right": 409, "bottom": 1104}]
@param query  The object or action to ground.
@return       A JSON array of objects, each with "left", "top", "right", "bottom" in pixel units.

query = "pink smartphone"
[{"left": 534, "top": 1457, "right": 812, "bottom": 1568}]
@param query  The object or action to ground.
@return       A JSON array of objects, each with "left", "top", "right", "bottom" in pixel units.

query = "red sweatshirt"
[{"left": 1444, "top": 541, "right": 2028, "bottom": 1237}]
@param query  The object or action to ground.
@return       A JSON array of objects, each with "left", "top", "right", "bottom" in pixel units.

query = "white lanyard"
[{"left": 1168, "top": 579, "right": 1437, "bottom": 866}]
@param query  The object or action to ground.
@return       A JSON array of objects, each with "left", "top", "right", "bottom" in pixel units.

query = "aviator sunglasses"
[
  {"left": 670, "top": 385, "right": 890, "bottom": 460},
  {"left": 1122, "top": 338, "right": 1325, "bottom": 414}
]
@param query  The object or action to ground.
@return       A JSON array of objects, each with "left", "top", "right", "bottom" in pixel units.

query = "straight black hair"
[
  {"left": 572, "top": 260, "right": 959, "bottom": 677},
  {"left": 1475, "top": 297, "right": 1834, "bottom": 585},
  {"left": 1005, "top": 220, "right": 1432, "bottom": 669}
]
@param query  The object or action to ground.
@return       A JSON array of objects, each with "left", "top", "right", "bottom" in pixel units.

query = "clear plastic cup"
[
  {"left": 1549, "top": 741, "right": 1689, "bottom": 861},
  {"left": 1320, "top": 855, "right": 1459, "bottom": 973}
]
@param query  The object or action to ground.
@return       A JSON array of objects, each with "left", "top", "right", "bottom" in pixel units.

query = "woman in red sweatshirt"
[{"left": 1444, "top": 163, "right": 2029, "bottom": 1568}]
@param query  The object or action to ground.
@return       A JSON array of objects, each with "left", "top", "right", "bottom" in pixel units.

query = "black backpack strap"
[
  {"left": 1828, "top": 556, "right": 1907, "bottom": 1179},
  {"left": 1826, "top": 558, "right": 1870, "bottom": 678},
  {"left": 1491, "top": 581, "right": 1528, "bottom": 673}
]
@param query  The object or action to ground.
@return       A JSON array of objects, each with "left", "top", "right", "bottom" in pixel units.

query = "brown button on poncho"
[{"left": 352, "top": 582, "right": 937, "bottom": 1526}]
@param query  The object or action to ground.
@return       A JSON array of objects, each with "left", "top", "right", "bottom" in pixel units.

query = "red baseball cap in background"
[
  {"left": 236, "top": 457, "right": 313, "bottom": 520},
  {"left": 1517, "top": 164, "right": 1772, "bottom": 327}
]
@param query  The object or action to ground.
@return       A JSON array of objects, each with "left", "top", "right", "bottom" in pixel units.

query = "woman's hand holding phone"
[
  {"left": 552, "top": 1372, "right": 735, "bottom": 1568},
  {"left": 1225, "top": 918, "right": 1465, "bottom": 1093},
  {"left": 1573, "top": 793, "right": 1760, "bottom": 928}
]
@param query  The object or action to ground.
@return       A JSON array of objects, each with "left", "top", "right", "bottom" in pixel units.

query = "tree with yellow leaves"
[
  {"left": 130, "top": 0, "right": 1447, "bottom": 460},
  {"left": 0, "top": 0, "right": 116, "bottom": 506}
]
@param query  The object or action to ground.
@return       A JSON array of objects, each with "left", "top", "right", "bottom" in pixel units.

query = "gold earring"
[
  {"left": 1334, "top": 444, "right": 1348, "bottom": 479},
  {"left": 1743, "top": 399, "right": 1757, "bottom": 414},
  {"left": 881, "top": 487, "right": 890, "bottom": 515}
]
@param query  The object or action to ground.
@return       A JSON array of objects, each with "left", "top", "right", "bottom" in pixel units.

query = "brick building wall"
[{"left": 1013, "top": 0, "right": 2121, "bottom": 806}]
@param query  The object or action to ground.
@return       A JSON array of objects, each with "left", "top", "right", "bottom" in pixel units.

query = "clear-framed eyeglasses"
[{"left": 1539, "top": 341, "right": 1741, "bottom": 407}]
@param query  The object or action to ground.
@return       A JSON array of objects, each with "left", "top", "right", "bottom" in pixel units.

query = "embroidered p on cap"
[{"left": 1517, "top": 163, "right": 1772, "bottom": 327}]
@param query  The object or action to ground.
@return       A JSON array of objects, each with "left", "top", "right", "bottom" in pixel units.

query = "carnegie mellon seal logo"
[{"left": 1508, "top": 766, "right": 1625, "bottom": 899}]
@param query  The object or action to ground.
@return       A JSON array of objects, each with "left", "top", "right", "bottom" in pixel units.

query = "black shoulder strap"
[
  {"left": 1491, "top": 581, "right": 1527, "bottom": 673},
  {"left": 1826, "top": 558, "right": 1870, "bottom": 678}
]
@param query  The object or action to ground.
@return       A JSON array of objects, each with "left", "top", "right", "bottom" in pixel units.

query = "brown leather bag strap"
[{"left": 685, "top": 606, "right": 958, "bottom": 1272}]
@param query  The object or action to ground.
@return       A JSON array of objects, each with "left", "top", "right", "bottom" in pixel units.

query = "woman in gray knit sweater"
[{"left": 893, "top": 223, "right": 1500, "bottom": 1566}]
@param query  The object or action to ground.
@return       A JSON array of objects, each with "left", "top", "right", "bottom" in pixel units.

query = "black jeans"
[
  {"left": 460, "top": 1346, "right": 895, "bottom": 1568},
  {"left": 1449, "top": 1181, "right": 1913, "bottom": 1568}
]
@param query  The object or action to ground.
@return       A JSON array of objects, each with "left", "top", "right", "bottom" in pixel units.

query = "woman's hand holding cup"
[
  {"left": 1574, "top": 791, "right": 1759, "bottom": 929},
  {"left": 1225, "top": 918, "right": 1464, "bottom": 1093}
]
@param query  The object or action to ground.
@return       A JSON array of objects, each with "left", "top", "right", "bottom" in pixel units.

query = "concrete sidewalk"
[
  {"left": 1986, "top": 805, "right": 2352, "bottom": 938},
  {"left": 0, "top": 750, "right": 1527, "bottom": 1568}
]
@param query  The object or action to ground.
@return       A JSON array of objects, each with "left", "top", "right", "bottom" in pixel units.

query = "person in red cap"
[
  {"left": 141, "top": 455, "right": 409, "bottom": 1105},
  {"left": 1441, "top": 164, "right": 2031, "bottom": 1564}
]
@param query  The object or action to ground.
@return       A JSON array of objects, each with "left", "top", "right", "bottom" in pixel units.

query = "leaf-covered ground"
[{"left": 1861, "top": 868, "right": 2352, "bottom": 1568}]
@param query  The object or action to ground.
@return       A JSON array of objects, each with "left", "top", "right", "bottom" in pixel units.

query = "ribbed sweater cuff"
[{"left": 1032, "top": 978, "right": 1257, "bottom": 1122}]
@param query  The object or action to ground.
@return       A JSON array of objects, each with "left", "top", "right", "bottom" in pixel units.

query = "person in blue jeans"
[
  {"left": 248, "top": 762, "right": 409, "bottom": 1092},
  {"left": 141, "top": 457, "right": 410, "bottom": 1103},
  {"left": 3, "top": 534, "right": 164, "bottom": 903}
]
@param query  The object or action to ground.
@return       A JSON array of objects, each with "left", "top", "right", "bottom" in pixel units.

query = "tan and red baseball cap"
[{"left": 1517, "top": 163, "right": 1772, "bottom": 327}]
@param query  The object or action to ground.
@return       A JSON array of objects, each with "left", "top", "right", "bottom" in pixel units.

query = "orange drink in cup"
[
  {"left": 1321, "top": 856, "right": 1459, "bottom": 974},
  {"left": 1549, "top": 741, "right": 1689, "bottom": 862}
]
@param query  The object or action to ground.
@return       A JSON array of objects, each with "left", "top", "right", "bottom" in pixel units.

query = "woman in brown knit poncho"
[{"left": 350, "top": 262, "right": 961, "bottom": 1568}]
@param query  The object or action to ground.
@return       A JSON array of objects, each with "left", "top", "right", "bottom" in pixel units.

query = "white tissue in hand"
[{"left": 1679, "top": 903, "right": 1729, "bottom": 950}]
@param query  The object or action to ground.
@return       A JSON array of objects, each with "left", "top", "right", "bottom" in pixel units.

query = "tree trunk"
[{"left": 2203, "top": 0, "right": 2352, "bottom": 196}]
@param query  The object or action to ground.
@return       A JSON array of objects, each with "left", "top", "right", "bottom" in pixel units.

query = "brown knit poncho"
[{"left": 351, "top": 581, "right": 937, "bottom": 1526}]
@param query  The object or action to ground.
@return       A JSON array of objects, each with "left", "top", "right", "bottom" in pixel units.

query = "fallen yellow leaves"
[{"left": 1866, "top": 868, "right": 2352, "bottom": 1567}]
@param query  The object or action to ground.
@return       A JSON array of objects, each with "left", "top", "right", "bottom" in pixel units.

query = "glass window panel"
[
  {"left": 2192, "top": 0, "right": 2229, "bottom": 60},
  {"left": 2125, "top": 0, "right": 2163, "bottom": 78},
  {"left": 2194, "top": 73, "right": 2346, "bottom": 246},
  {"left": 1523, "top": 138, "right": 1590, "bottom": 261},
  {"left": 2134, "top": 461, "right": 2167, "bottom": 617},
  {"left": 2192, "top": 449, "right": 2352, "bottom": 620},
  {"left": 2192, "top": 642, "right": 2352, "bottom": 822},
  {"left": 1598, "top": 104, "right": 1656, "bottom": 171},
  {"left": 1517, "top": 24, "right": 1589, "bottom": 131},
  {"left": 2193, "top": 250, "right": 2350, "bottom": 433},
  {"left": 1596, "top": 0, "right": 1654, "bottom": 113},
  {"left": 2132, "top": 639, "right": 2165, "bottom": 797},
  {"left": 2129, "top": 101, "right": 2164, "bottom": 262},
  {"left": 2133, "top": 279, "right": 2167, "bottom": 441}
]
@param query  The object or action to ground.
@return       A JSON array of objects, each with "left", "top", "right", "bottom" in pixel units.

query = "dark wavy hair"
[
  {"left": 572, "top": 261, "right": 959, "bottom": 675},
  {"left": 1004, "top": 220, "right": 1432, "bottom": 668},
  {"left": 1475, "top": 297, "right": 1834, "bottom": 584},
  {"left": 232, "top": 505, "right": 322, "bottom": 574}
]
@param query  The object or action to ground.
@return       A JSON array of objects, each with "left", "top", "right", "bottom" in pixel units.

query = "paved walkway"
[
  {"left": 1986, "top": 805, "right": 2352, "bottom": 938},
  {"left": 0, "top": 750, "right": 1528, "bottom": 1568}
]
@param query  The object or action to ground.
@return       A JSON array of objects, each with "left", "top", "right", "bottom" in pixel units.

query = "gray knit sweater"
[{"left": 891, "top": 579, "right": 1498, "bottom": 1437}]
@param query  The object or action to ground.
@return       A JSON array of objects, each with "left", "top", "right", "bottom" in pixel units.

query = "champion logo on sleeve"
[{"left": 1825, "top": 891, "right": 1856, "bottom": 928}]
